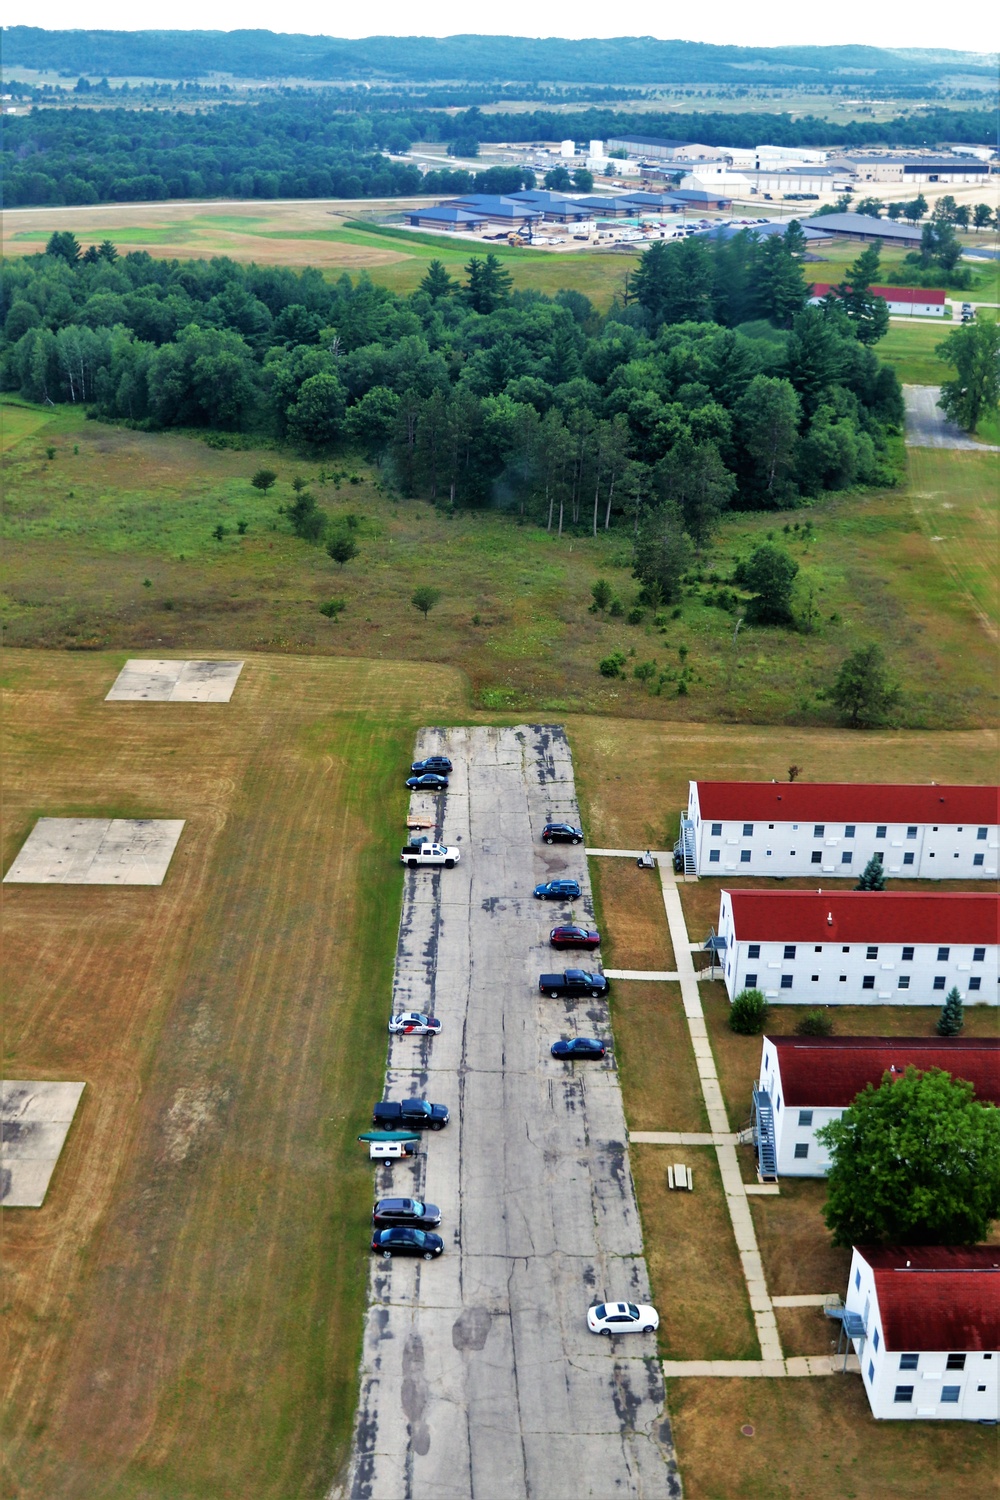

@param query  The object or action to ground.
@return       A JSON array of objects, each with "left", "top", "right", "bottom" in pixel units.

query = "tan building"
[{"left": 842, "top": 154, "right": 990, "bottom": 185}]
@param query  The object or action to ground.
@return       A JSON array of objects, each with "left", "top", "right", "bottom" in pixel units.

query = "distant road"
[{"left": 903, "top": 385, "right": 1000, "bottom": 451}]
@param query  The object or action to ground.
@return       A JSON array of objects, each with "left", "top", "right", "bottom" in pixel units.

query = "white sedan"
[
  {"left": 587, "top": 1301, "right": 659, "bottom": 1335},
  {"left": 388, "top": 1012, "right": 442, "bottom": 1036}
]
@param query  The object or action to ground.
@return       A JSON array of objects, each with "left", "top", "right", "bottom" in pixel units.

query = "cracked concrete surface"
[{"left": 338, "top": 726, "right": 679, "bottom": 1500}]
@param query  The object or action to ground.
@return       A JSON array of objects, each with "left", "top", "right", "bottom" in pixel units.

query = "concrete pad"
[
  {"left": 773, "top": 1294, "right": 835, "bottom": 1307},
  {"left": 1, "top": 1081, "right": 86, "bottom": 1206},
  {"left": 106, "top": 658, "right": 244, "bottom": 702},
  {"left": 4, "top": 818, "right": 185, "bottom": 885}
]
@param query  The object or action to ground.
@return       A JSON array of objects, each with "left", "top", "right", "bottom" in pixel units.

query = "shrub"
[
  {"left": 796, "top": 1009, "right": 833, "bottom": 1037},
  {"left": 626, "top": 606, "right": 645, "bottom": 625},
  {"left": 319, "top": 598, "right": 346, "bottom": 619},
  {"left": 729, "top": 988, "right": 769, "bottom": 1035},
  {"left": 591, "top": 578, "right": 613, "bottom": 612},
  {"left": 609, "top": 598, "right": 625, "bottom": 618},
  {"left": 936, "top": 986, "right": 964, "bottom": 1036},
  {"left": 633, "top": 660, "right": 657, "bottom": 682},
  {"left": 599, "top": 652, "right": 626, "bottom": 678},
  {"left": 251, "top": 467, "right": 278, "bottom": 492}
]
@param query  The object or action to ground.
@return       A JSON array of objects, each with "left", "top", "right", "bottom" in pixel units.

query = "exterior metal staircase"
[
  {"left": 751, "top": 1088, "right": 779, "bottom": 1182},
  {"left": 674, "top": 814, "right": 697, "bottom": 876}
]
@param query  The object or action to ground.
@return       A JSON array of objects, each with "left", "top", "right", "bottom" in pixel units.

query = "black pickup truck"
[
  {"left": 372, "top": 1099, "right": 450, "bottom": 1131},
  {"left": 538, "top": 969, "right": 609, "bottom": 999}
]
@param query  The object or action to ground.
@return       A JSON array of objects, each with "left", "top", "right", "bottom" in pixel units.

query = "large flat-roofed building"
[
  {"left": 605, "top": 135, "right": 716, "bottom": 162},
  {"left": 716, "top": 890, "right": 998, "bottom": 1006},
  {"left": 745, "top": 166, "right": 854, "bottom": 196},
  {"left": 681, "top": 781, "right": 999, "bottom": 878},
  {"left": 752, "top": 1036, "right": 1000, "bottom": 1178},
  {"left": 507, "top": 190, "right": 595, "bottom": 223},
  {"left": 809, "top": 282, "right": 946, "bottom": 317},
  {"left": 798, "top": 213, "right": 926, "bottom": 248},
  {"left": 845, "top": 1246, "right": 1000, "bottom": 1421},
  {"left": 843, "top": 154, "right": 991, "bottom": 185}
]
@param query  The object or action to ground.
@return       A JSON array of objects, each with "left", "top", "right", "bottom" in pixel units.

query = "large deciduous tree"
[
  {"left": 733, "top": 542, "right": 799, "bottom": 625},
  {"left": 733, "top": 375, "right": 801, "bottom": 506},
  {"left": 936, "top": 321, "right": 1000, "bottom": 433},
  {"left": 830, "top": 643, "right": 900, "bottom": 728},
  {"left": 818, "top": 1067, "right": 1000, "bottom": 1246},
  {"left": 656, "top": 434, "right": 735, "bottom": 550},
  {"left": 632, "top": 498, "right": 693, "bottom": 604}
]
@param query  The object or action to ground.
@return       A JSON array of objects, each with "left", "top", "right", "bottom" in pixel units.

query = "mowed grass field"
[
  {"left": 0, "top": 648, "right": 464, "bottom": 1498},
  {"left": 3, "top": 402, "right": 996, "bottom": 729}
]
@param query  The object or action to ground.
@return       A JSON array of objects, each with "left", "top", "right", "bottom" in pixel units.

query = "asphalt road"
[
  {"left": 339, "top": 725, "right": 678, "bottom": 1500},
  {"left": 903, "top": 384, "right": 1000, "bottom": 450}
]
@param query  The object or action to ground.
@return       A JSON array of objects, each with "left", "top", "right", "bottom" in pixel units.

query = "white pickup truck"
[{"left": 400, "top": 841, "right": 461, "bottom": 869}]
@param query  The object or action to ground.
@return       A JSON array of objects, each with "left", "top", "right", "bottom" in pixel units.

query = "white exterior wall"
[
  {"left": 852, "top": 161, "right": 989, "bottom": 184},
  {"left": 845, "top": 1250, "right": 1000, "bottom": 1420},
  {"left": 757, "top": 1038, "right": 839, "bottom": 1175},
  {"left": 717, "top": 890, "right": 998, "bottom": 1006},
  {"left": 686, "top": 783, "right": 999, "bottom": 879},
  {"left": 808, "top": 294, "right": 945, "bottom": 317}
]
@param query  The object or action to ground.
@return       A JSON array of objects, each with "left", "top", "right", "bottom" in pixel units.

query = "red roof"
[
  {"left": 727, "top": 890, "right": 998, "bottom": 943},
  {"left": 809, "top": 283, "right": 947, "bottom": 306},
  {"left": 857, "top": 1247, "right": 1000, "bottom": 1352},
  {"left": 766, "top": 1036, "right": 1000, "bottom": 1107},
  {"left": 694, "top": 781, "right": 998, "bottom": 824}
]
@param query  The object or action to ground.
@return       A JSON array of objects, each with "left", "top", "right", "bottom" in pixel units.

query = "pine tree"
[
  {"left": 936, "top": 987, "right": 965, "bottom": 1037},
  {"left": 855, "top": 854, "right": 887, "bottom": 891},
  {"left": 418, "top": 259, "right": 455, "bottom": 302}
]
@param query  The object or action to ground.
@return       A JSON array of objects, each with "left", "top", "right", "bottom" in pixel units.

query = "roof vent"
[{"left": 827, "top": 912, "right": 833, "bottom": 925}]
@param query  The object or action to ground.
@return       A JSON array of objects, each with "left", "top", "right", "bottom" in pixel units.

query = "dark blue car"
[
  {"left": 371, "top": 1226, "right": 444, "bottom": 1260},
  {"left": 406, "top": 773, "right": 450, "bottom": 791},
  {"left": 411, "top": 756, "right": 453, "bottom": 774},
  {"left": 533, "top": 879, "right": 581, "bottom": 900},
  {"left": 551, "top": 1038, "right": 607, "bottom": 1059}
]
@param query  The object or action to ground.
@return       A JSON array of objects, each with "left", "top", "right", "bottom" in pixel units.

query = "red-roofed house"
[
  {"left": 808, "top": 283, "right": 947, "bottom": 317},
  {"left": 845, "top": 1246, "right": 999, "bottom": 1419},
  {"left": 754, "top": 1035, "right": 1000, "bottom": 1177},
  {"left": 717, "top": 890, "right": 998, "bottom": 1004},
  {"left": 682, "top": 781, "right": 999, "bottom": 878}
]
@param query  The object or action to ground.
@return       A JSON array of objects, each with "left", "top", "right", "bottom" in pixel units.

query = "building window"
[
  {"left": 941, "top": 1386, "right": 961, "bottom": 1404},
  {"left": 745, "top": 974, "right": 757, "bottom": 987},
  {"left": 866, "top": 946, "right": 878, "bottom": 960},
  {"left": 839, "top": 975, "right": 847, "bottom": 983},
  {"left": 811, "top": 974, "right": 819, "bottom": 981},
  {"left": 947, "top": 1354, "right": 966, "bottom": 1371},
  {"left": 811, "top": 851, "right": 822, "bottom": 864},
  {"left": 842, "top": 946, "right": 850, "bottom": 953},
  {"left": 898, "top": 975, "right": 910, "bottom": 990},
  {"left": 937, "top": 947, "right": 950, "bottom": 961},
  {"left": 977, "top": 827, "right": 988, "bottom": 840},
  {"left": 862, "top": 976, "right": 875, "bottom": 990},
  {"left": 783, "top": 945, "right": 797, "bottom": 960},
  {"left": 873, "top": 1329, "right": 880, "bottom": 1351},
  {"left": 868, "top": 1360, "right": 875, "bottom": 1384},
  {"left": 969, "top": 977, "right": 981, "bottom": 991},
  {"left": 874, "top": 851, "right": 884, "bottom": 863},
  {"left": 709, "top": 850, "right": 720, "bottom": 863},
  {"left": 740, "top": 850, "right": 751, "bottom": 864},
  {"left": 903, "top": 852, "right": 915, "bottom": 866},
  {"left": 841, "top": 852, "right": 852, "bottom": 864},
  {"left": 711, "top": 823, "right": 722, "bottom": 836},
  {"left": 794, "top": 1142, "right": 809, "bottom": 1159},
  {"left": 748, "top": 944, "right": 760, "bottom": 959},
  {"left": 743, "top": 823, "right": 754, "bottom": 837},
  {"left": 899, "top": 1354, "right": 918, "bottom": 1371},
  {"left": 893, "top": 1386, "right": 914, "bottom": 1403},
  {"left": 973, "top": 948, "right": 985, "bottom": 962},
  {"left": 933, "top": 976, "right": 946, "bottom": 990},
  {"left": 845, "top": 825, "right": 856, "bottom": 838},
  {"left": 974, "top": 853, "right": 985, "bottom": 867},
  {"left": 798, "top": 1110, "right": 813, "bottom": 1126},
  {"left": 902, "top": 947, "right": 914, "bottom": 961},
  {"left": 906, "top": 826, "right": 917, "bottom": 839},
  {"left": 780, "top": 975, "right": 794, "bottom": 990},
  {"left": 814, "top": 825, "right": 825, "bottom": 837},
  {"left": 855, "top": 1269, "right": 861, "bottom": 1290},
  {"left": 876, "top": 825, "right": 887, "bottom": 838}
]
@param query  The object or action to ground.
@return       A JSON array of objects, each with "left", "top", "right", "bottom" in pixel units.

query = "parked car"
[
  {"left": 542, "top": 822, "right": 584, "bottom": 845},
  {"left": 411, "top": 756, "right": 453, "bottom": 774},
  {"left": 538, "top": 969, "right": 609, "bottom": 999},
  {"left": 550, "top": 924, "right": 600, "bottom": 950},
  {"left": 372, "top": 1197, "right": 442, "bottom": 1229},
  {"left": 533, "top": 878, "right": 581, "bottom": 901},
  {"left": 388, "top": 1012, "right": 442, "bottom": 1036},
  {"left": 587, "top": 1301, "right": 659, "bottom": 1335},
  {"left": 551, "top": 1038, "right": 607, "bottom": 1059},
  {"left": 400, "top": 842, "right": 460, "bottom": 868},
  {"left": 372, "top": 1099, "right": 450, "bottom": 1130},
  {"left": 371, "top": 1227, "right": 444, "bottom": 1260},
  {"left": 406, "top": 773, "right": 449, "bottom": 791}
]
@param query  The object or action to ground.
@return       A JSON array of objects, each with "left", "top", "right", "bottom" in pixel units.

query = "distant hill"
[{"left": 3, "top": 29, "right": 997, "bottom": 86}]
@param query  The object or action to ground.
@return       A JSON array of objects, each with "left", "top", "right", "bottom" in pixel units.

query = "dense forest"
[
  {"left": 1, "top": 230, "right": 903, "bottom": 598},
  {"left": 5, "top": 28, "right": 995, "bottom": 87},
  {"left": 2, "top": 98, "right": 994, "bottom": 209}
]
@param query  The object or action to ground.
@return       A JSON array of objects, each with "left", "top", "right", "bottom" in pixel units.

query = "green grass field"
[{"left": 878, "top": 320, "right": 955, "bottom": 385}]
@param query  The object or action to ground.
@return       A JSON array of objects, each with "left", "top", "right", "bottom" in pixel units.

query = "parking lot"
[{"left": 343, "top": 725, "right": 677, "bottom": 1500}]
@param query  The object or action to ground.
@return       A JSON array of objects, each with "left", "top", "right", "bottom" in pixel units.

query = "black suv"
[
  {"left": 372, "top": 1197, "right": 442, "bottom": 1229},
  {"left": 542, "top": 822, "right": 584, "bottom": 845},
  {"left": 411, "top": 756, "right": 453, "bottom": 774}
]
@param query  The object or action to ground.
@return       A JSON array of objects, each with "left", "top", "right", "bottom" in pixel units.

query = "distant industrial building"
[
  {"left": 745, "top": 166, "right": 854, "bottom": 196},
  {"left": 798, "top": 213, "right": 926, "bottom": 248},
  {"left": 405, "top": 205, "right": 489, "bottom": 232},
  {"left": 508, "top": 190, "right": 595, "bottom": 223},
  {"left": 837, "top": 154, "right": 991, "bottom": 185},
  {"left": 809, "top": 283, "right": 947, "bottom": 317},
  {"left": 679, "top": 164, "right": 752, "bottom": 195},
  {"left": 605, "top": 135, "right": 716, "bottom": 162}
]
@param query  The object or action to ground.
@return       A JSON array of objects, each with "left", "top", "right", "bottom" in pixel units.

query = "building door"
[{"left": 962, "top": 1377, "right": 999, "bottom": 1420}]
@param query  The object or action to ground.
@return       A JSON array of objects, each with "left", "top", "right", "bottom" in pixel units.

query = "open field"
[
  {"left": 907, "top": 447, "right": 1000, "bottom": 633},
  {"left": 3, "top": 402, "right": 996, "bottom": 729},
  {"left": 878, "top": 319, "right": 956, "bottom": 384},
  {"left": 0, "top": 648, "right": 463, "bottom": 1498}
]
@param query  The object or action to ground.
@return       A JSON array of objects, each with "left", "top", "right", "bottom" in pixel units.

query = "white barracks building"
[
  {"left": 680, "top": 782, "right": 999, "bottom": 878},
  {"left": 717, "top": 890, "right": 998, "bottom": 1005},
  {"left": 845, "top": 1246, "right": 999, "bottom": 1422},
  {"left": 752, "top": 1035, "right": 1000, "bottom": 1178}
]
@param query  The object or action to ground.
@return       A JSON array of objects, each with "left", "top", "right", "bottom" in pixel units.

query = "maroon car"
[{"left": 550, "top": 924, "right": 601, "bottom": 950}]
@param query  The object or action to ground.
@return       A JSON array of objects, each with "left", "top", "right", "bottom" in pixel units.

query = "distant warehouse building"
[
  {"left": 405, "top": 205, "right": 488, "bottom": 232},
  {"left": 840, "top": 154, "right": 991, "bottom": 185},
  {"left": 745, "top": 166, "right": 854, "bottom": 196},
  {"left": 798, "top": 213, "right": 925, "bottom": 249},
  {"left": 605, "top": 135, "right": 716, "bottom": 162},
  {"left": 680, "top": 781, "right": 1000, "bottom": 878},
  {"left": 716, "top": 890, "right": 999, "bottom": 1006},
  {"left": 809, "top": 283, "right": 947, "bottom": 317},
  {"left": 752, "top": 1036, "right": 1000, "bottom": 1178}
]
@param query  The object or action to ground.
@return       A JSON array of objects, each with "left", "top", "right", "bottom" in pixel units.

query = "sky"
[{"left": 7, "top": 2, "right": 998, "bottom": 53}]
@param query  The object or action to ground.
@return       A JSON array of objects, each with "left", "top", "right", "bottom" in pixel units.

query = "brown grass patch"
[
  {"left": 611, "top": 982, "right": 706, "bottom": 1133},
  {"left": 749, "top": 1179, "right": 853, "bottom": 1298},
  {"left": 774, "top": 1305, "right": 840, "bottom": 1358},
  {"left": 589, "top": 857, "right": 674, "bottom": 969},
  {"left": 631, "top": 1145, "right": 759, "bottom": 1362}
]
